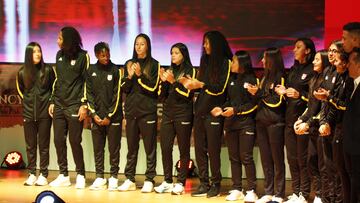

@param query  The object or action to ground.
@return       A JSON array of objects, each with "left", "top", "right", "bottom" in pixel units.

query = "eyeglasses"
[{"left": 328, "top": 49, "right": 339, "bottom": 54}]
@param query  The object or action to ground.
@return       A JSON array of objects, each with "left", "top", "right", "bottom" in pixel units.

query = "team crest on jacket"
[
  {"left": 92, "top": 72, "right": 97, "bottom": 77},
  {"left": 70, "top": 60, "right": 76, "bottom": 66},
  {"left": 107, "top": 75, "right": 113, "bottom": 81},
  {"left": 301, "top": 73, "right": 307, "bottom": 80},
  {"left": 230, "top": 81, "right": 234, "bottom": 86}
]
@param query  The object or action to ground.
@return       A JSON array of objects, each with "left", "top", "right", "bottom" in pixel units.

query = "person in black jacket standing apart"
[
  {"left": 154, "top": 43, "right": 195, "bottom": 195},
  {"left": 276, "top": 38, "right": 315, "bottom": 203},
  {"left": 216, "top": 50, "right": 258, "bottom": 202},
  {"left": 181, "top": 31, "right": 232, "bottom": 198},
  {"left": 247, "top": 47, "right": 286, "bottom": 203},
  {"left": 17, "top": 42, "right": 55, "bottom": 186},
  {"left": 48, "top": 27, "right": 89, "bottom": 189},
  {"left": 118, "top": 33, "right": 160, "bottom": 193},
  {"left": 86, "top": 42, "right": 123, "bottom": 191},
  {"left": 344, "top": 48, "right": 360, "bottom": 203}
]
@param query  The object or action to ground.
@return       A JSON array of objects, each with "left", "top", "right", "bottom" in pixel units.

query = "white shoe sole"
[{"left": 89, "top": 185, "right": 106, "bottom": 190}]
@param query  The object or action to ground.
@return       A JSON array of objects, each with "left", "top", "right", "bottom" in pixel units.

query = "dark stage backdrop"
[{"left": 0, "top": 0, "right": 324, "bottom": 67}]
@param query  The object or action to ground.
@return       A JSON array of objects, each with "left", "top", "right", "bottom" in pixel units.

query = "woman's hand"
[
  {"left": 134, "top": 62, "right": 141, "bottom": 76},
  {"left": 221, "top": 107, "right": 234, "bottom": 117},
  {"left": 286, "top": 87, "right": 300, "bottom": 99},
  {"left": 48, "top": 104, "right": 54, "bottom": 118},
  {"left": 313, "top": 88, "right": 329, "bottom": 101},
  {"left": 210, "top": 107, "right": 223, "bottom": 117},
  {"left": 94, "top": 115, "right": 103, "bottom": 126},
  {"left": 78, "top": 105, "right": 88, "bottom": 121},
  {"left": 247, "top": 84, "right": 258, "bottom": 95},
  {"left": 319, "top": 123, "right": 331, "bottom": 136},
  {"left": 181, "top": 77, "right": 204, "bottom": 90},
  {"left": 275, "top": 85, "right": 286, "bottom": 96},
  {"left": 159, "top": 68, "right": 167, "bottom": 82},
  {"left": 164, "top": 69, "right": 175, "bottom": 84},
  {"left": 127, "top": 62, "right": 135, "bottom": 79}
]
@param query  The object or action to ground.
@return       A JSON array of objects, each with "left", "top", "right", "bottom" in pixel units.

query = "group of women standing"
[{"left": 16, "top": 25, "right": 354, "bottom": 203}]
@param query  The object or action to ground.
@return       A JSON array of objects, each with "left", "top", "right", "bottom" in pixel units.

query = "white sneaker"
[
  {"left": 75, "top": 174, "right": 86, "bottom": 189},
  {"left": 255, "top": 195, "right": 273, "bottom": 203},
  {"left": 49, "top": 174, "right": 71, "bottom": 187},
  {"left": 154, "top": 181, "right": 173, "bottom": 193},
  {"left": 171, "top": 183, "right": 185, "bottom": 195},
  {"left": 108, "top": 177, "right": 118, "bottom": 191},
  {"left": 35, "top": 174, "right": 48, "bottom": 186},
  {"left": 313, "top": 196, "right": 322, "bottom": 203},
  {"left": 89, "top": 177, "right": 107, "bottom": 190},
  {"left": 297, "top": 193, "right": 307, "bottom": 203},
  {"left": 284, "top": 193, "right": 298, "bottom": 203},
  {"left": 118, "top": 179, "right": 136, "bottom": 191},
  {"left": 272, "top": 196, "right": 284, "bottom": 203},
  {"left": 244, "top": 190, "right": 258, "bottom": 202},
  {"left": 226, "top": 190, "right": 245, "bottom": 201},
  {"left": 24, "top": 174, "right": 37, "bottom": 186},
  {"left": 141, "top": 181, "right": 154, "bottom": 193}
]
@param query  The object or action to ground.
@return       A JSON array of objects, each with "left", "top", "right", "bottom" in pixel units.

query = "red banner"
[{"left": 0, "top": 63, "right": 23, "bottom": 128}]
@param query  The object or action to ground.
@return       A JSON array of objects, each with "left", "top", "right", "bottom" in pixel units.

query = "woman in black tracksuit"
[
  {"left": 154, "top": 43, "right": 195, "bottom": 195},
  {"left": 86, "top": 42, "right": 123, "bottom": 191},
  {"left": 276, "top": 38, "right": 315, "bottom": 202},
  {"left": 318, "top": 46, "right": 351, "bottom": 203},
  {"left": 119, "top": 33, "right": 160, "bottom": 193},
  {"left": 294, "top": 49, "right": 331, "bottom": 203},
  {"left": 218, "top": 51, "right": 258, "bottom": 202},
  {"left": 16, "top": 42, "right": 55, "bottom": 186},
  {"left": 49, "top": 27, "right": 89, "bottom": 189},
  {"left": 247, "top": 47, "right": 286, "bottom": 203},
  {"left": 184, "top": 31, "right": 232, "bottom": 198}
]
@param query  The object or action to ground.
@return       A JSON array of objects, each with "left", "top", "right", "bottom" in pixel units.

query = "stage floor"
[{"left": 0, "top": 169, "right": 309, "bottom": 202}]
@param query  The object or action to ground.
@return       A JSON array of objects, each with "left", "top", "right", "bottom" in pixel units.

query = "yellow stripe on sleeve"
[{"left": 205, "top": 60, "right": 231, "bottom": 96}]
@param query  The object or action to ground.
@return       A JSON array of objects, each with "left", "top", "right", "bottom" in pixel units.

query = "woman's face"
[
  {"left": 171, "top": 47, "right": 184, "bottom": 65},
  {"left": 334, "top": 53, "right": 347, "bottom": 72},
  {"left": 312, "top": 52, "right": 323, "bottom": 73},
  {"left": 231, "top": 55, "right": 240, "bottom": 73},
  {"left": 135, "top": 37, "right": 148, "bottom": 58},
  {"left": 57, "top": 32, "right": 63, "bottom": 49},
  {"left": 261, "top": 54, "right": 266, "bottom": 68},
  {"left": 33, "top": 46, "right": 42, "bottom": 65},
  {"left": 328, "top": 44, "right": 338, "bottom": 65},
  {"left": 293, "top": 41, "right": 308, "bottom": 63},
  {"left": 203, "top": 37, "right": 211, "bottom": 55}
]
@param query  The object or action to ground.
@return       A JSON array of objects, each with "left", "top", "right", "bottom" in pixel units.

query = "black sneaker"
[
  {"left": 191, "top": 183, "right": 210, "bottom": 197},
  {"left": 206, "top": 183, "right": 220, "bottom": 198}
]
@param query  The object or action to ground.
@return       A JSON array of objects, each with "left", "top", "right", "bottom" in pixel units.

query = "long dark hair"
[
  {"left": 60, "top": 26, "right": 83, "bottom": 59},
  {"left": 132, "top": 33, "right": 153, "bottom": 78},
  {"left": 234, "top": 50, "right": 255, "bottom": 77},
  {"left": 294, "top": 38, "right": 316, "bottom": 65},
  {"left": 261, "top": 47, "right": 285, "bottom": 88},
  {"left": 309, "top": 50, "right": 329, "bottom": 97},
  {"left": 199, "top": 31, "right": 232, "bottom": 82},
  {"left": 170, "top": 43, "right": 193, "bottom": 78},
  {"left": 23, "top": 42, "right": 46, "bottom": 89}
]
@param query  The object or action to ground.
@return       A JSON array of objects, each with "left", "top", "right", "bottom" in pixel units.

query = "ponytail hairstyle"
[
  {"left": 170, "top": 43, "right": 193, "bottom": 79},
  {"left": 261, "top": 47, "right": 285, "bottom": 89},
  {"left": 233, "top": 50, "right": 255, "bottom": 79},
  {"left": 294, "top": 37, "right": 316, "bottom": 65},
  {"left": 132, "top": 33, "right": 153, "bottom": 79}
]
